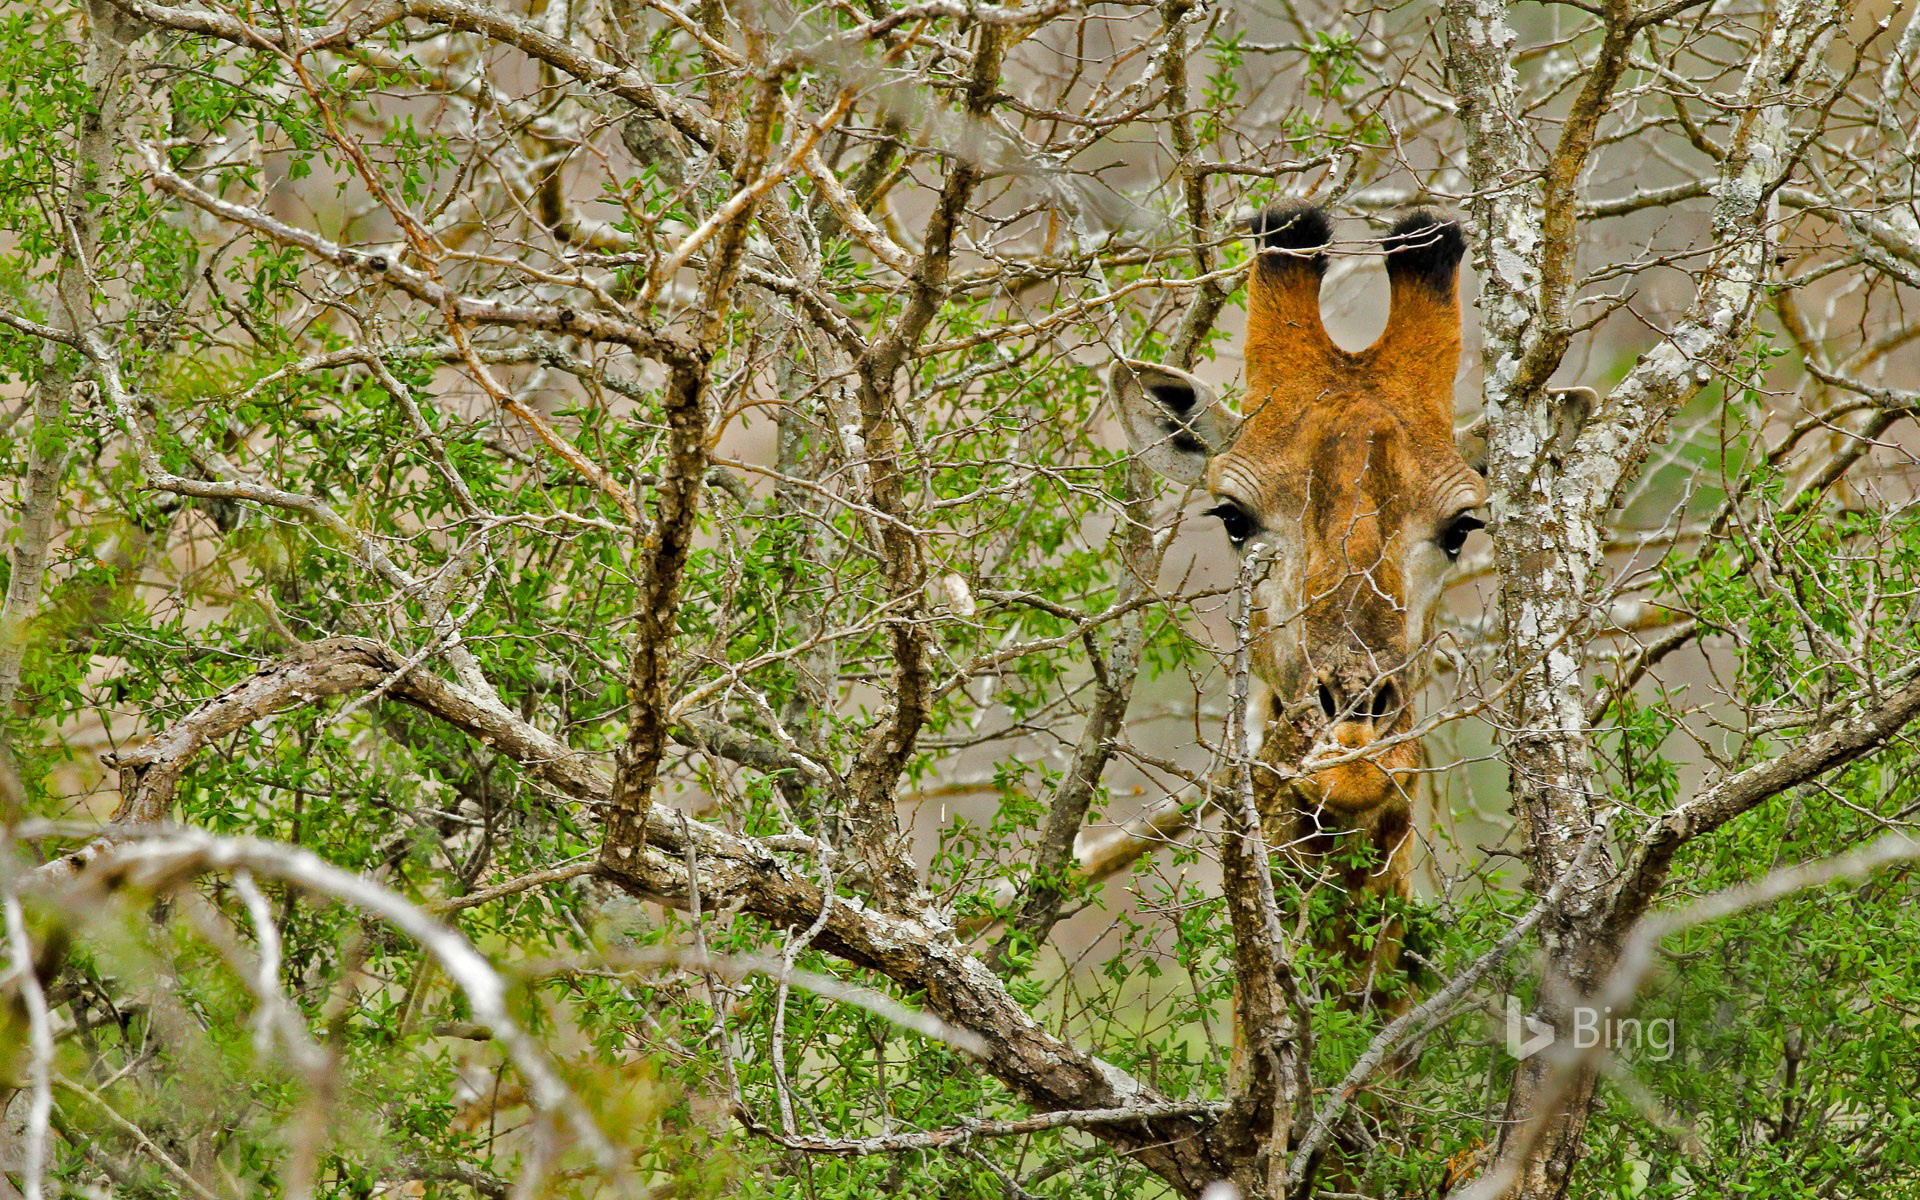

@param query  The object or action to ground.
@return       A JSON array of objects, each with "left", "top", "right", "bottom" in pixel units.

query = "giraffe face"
[{"left": 1113, "top": 206, "right": 1483, "bottom": 816}]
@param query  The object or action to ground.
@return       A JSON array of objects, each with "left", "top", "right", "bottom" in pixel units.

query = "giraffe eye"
[
  {"left": 1205, "top": 502, "right": 1258, "bottom": 547},
  {"left": 1438, "top": 513, "right": 1484, "bottom": 562}
]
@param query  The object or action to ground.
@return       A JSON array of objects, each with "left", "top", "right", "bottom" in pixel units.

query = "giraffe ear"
[{"left": 1109, "top": 359, "right": 1239, "bottom": 486}]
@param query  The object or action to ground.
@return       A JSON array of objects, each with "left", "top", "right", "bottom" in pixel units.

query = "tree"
[{"left": 2, "top": 0, "right": 1918, "bottom": 1196}]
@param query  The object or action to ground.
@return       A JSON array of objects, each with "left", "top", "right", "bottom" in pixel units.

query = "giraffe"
[{"left": 1111, "top": 203, "right": 1484, "bottom": 1010}]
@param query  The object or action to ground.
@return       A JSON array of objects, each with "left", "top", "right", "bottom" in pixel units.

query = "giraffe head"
[{"left": 1114, "top": 203, "right": 1484, "bottom": 816}]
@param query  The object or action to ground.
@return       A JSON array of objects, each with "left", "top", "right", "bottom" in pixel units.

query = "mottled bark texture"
[{"left": 1443, "top": 0, "right": 1845, "bottom": 1194}]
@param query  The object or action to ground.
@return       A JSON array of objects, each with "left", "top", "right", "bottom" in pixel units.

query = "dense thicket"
[{"left": 3, "top": 0, "right": 1919, "bottom": 1197}]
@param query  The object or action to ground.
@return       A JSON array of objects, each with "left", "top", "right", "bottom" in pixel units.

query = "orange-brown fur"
[
  {"left": 1115, "top": 204, "right": 1480, "bottom": 1017},
  {"left": 1111, "top": 205, "right": 1480, "bottom": 1189},
  {"left": 1228, "top": 204, "right": 1480, "bottom": 1007}
]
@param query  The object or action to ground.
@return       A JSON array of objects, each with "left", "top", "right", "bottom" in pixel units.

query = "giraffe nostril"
[
  {"left": 1370, "top": 681, "right": 1400, "bottom": 722},
  {"left": 1317, "top": 682, "right": 1339, "bottom": 720}
]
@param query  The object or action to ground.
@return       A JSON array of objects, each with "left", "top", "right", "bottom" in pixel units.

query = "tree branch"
[
  {"left": 28, "top": 637, "right": 1234, "bottom": 1195},
  {"left": 1610, "top": 662, "right": 1920, "bottom": 934}
]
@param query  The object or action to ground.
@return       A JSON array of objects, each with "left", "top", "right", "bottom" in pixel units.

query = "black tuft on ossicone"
[
  {"left": 1250, "top": 202, "right": 1331, "bottom": 277},
  {"left": 1383, "top": 209, "right": 1465, "bottom": 292}
]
